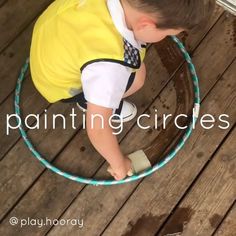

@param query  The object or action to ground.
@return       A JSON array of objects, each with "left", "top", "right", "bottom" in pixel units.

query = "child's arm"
[{"left": 86, "top": 102, "right": 131, "bottom": 180}]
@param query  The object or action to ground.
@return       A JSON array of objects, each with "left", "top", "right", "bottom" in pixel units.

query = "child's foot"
[{"left": 77, "top": 99, "right": 137, "bottom": 123}]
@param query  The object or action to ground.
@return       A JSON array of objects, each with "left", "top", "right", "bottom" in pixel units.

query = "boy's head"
[{"left": 122, "top": 0, "right": 216, "bottom": 43}]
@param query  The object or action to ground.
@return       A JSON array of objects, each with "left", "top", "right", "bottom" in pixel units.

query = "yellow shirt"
[{"left": 30, "top": 0, "right": 146, "bottom": 103}]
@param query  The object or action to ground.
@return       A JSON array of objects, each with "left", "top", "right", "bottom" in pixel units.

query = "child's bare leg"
[{"left": 123, "top": 62, "right": 146, "bottom": 98}]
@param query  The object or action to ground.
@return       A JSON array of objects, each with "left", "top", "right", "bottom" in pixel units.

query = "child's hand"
[{"left": 107, "top": 157, "right": 133, "bottom": 180}]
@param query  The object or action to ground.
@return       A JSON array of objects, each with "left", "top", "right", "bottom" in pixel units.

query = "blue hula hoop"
[{"left": 14, "top": 36, "right": 200, "bottom": 186}]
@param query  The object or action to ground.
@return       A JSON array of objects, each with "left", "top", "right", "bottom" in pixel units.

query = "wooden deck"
[{"left": 0, "top": 1, "right": 235, "bottom": 236}]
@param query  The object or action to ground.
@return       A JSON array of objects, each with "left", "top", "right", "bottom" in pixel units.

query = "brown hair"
[{"left": 127, "top": 0, "right": 216, "bottom": 30}]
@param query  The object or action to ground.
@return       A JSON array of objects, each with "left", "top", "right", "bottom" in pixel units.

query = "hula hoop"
[{"left": 15, "top": 36, "right": 200, "bottom": 186}]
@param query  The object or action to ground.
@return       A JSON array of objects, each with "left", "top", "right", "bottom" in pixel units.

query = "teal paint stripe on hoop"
[{"left": 14, "top": 36, "right": 200, "bottom": 186}]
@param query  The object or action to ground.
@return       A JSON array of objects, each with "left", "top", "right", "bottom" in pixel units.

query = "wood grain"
[
  {"left": 214, "top": 202, "right": 236, "bottom": 236},
  {"left": 100, "top": 58, "right": 235, "bottom": 236},
  {"left": 0, "top": 3, "right": 233, "bottom": 236},
  {"left": 158, "top": 126, "right": 236, "bottom": 236},
  {"left": 0, "top": 0, "right": 52, "bottom": 52},
  {"left": 14, "top": 13, "right": 235, "bottom": 235}
]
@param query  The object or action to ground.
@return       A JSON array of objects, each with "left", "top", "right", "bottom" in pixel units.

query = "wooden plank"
[
  {"left": 0, "top": 76, "right": 49, "bottom": 160},
  {"left": 46, "top": 58, "right": 236, "bottom": 236},
  {"left": 98, "top": 66, "right": 236, "bottom": 235},
  {"left": 146, "top": 70, "right": 193, "bottom": 165},
  {"left": 0, "top": 13, "right": 232, "bottom": 235},
  {"left": 0, "top": 4, "right": 223, "bottom": 156},
  {"left": 0, "top": 0, "right": 52, "bottom": 52},
  {"left": 45, "top": 12, "right": 234, "bottom": 234},
  {"left": 0, "top": 46, "right": 169, "bottom": 222},
  {"left": 214, "top": 202, "right": 236, "bottom": 236},
  {"left": 158, "top": 127, "right": 236, "bottom": 236},
  {"left": 0, "top": 2, "right": 223, "bottom": 206},
  {"left": 0, "top": 101, "right": 81, "bottom": 219},
  {"left": 0, "top": 6, "right": 226, "bottom": 235},
  {"left": 0, "top": 1, "right": 8, "bottom": 8},
  {"left": 0, "top": 22, "right": 33, "bottom": 104},
  {"left": 0, "top": 0, "right": 52, "bottom": 104}
]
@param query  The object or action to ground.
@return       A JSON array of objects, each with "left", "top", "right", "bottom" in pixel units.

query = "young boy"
[{"left": 30, "top": 0, "right": 215, "bottom": 181}]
